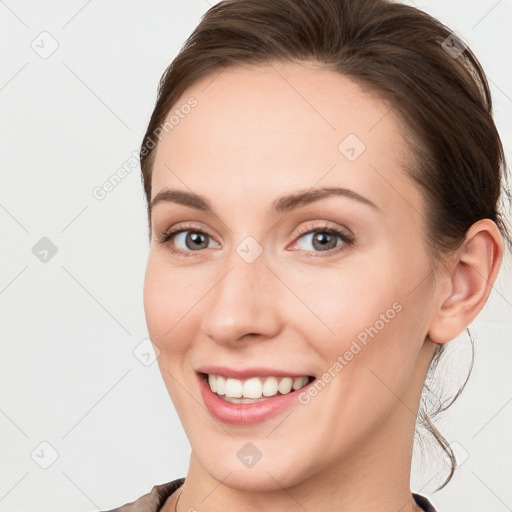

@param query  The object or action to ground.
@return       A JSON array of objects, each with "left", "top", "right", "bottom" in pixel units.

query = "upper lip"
[{"left": 196, "top": 365, "right": 315, "bottom": 380}]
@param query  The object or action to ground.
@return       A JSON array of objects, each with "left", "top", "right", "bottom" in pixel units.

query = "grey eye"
[
  {"left": 296, "top": 231, "right": 343, "bottom": 251},
  {"left": 174, "top": 231, "right": 218, "bottom": 251}
]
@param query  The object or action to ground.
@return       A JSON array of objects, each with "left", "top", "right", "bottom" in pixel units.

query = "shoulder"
[
  {"left": 99, "top": 481, "right": 435, "bottom": 512},
  {"left": 413, "top": 492, "right": 438, "bottom": 512},
  {"left": 100, "top": 477, "right": 185, "bottom": 512}
]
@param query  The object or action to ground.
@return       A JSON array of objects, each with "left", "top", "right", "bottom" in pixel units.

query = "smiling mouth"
[{"left": 200, "top": 372, "right": 315, "bottom": 403}]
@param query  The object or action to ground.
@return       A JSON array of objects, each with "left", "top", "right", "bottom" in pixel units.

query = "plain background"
[{"left": 1, "top": 1, "right": 511, "bottom": 511}]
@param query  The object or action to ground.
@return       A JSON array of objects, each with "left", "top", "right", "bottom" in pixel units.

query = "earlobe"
[{"left": 428, "top": 219, "right": 503, "bottom": 344}]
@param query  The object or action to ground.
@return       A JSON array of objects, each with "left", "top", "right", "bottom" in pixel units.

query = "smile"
[
  {"left": 197, "top": 371, "right": 316, "bottom": 424},
  {"left": 206, "top": 373, "right": 312, "bottom": 402}
]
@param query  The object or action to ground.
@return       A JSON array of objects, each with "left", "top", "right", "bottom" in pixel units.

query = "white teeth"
[
  {"left": 208, "top": 374, "right": 217, "bottom": 393},
  {"left": 215, "top": 375, "right": 225, "bottom": 395},
  {"left": 206, "top": 374, "right": 310, "bottom": 399},
  {"left": 243, "top": 377, "right": 263, "bottom": 399},
  {"left": 278, "top": 377, "right": 293, "bottom": 394},
  {"left": 262, "top": 376, "right": 278, "bottom": 397},
  {"left": 293, "top": 376, "right": 309, "bottom": 390},
  {"left": 225, "top": 378, "right": 243, "bottom": 398}
]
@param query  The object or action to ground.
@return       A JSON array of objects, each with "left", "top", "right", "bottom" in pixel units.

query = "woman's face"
[{"left": 144, "top": 61, "right": 439, "bottom": 490}]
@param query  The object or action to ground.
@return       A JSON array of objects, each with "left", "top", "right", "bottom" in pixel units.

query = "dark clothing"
[
  {"left": 103, "top": 477, "right": 438, "bottom": 511},
  {"left": 102, "top": 478, "right": 184, "bottom": 512}
]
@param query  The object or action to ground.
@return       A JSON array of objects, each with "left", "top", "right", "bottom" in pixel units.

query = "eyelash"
[
  {"left": 157, "top": 222, "right": 212, "bottom": 258},
  {"left": 293, "top": 223, "right": 354, "bottom": 257},
  {"left": 157, "top": 222, "right": 355, "bottom": 258}
]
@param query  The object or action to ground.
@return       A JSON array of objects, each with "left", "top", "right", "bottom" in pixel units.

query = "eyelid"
[
  {"left": 292, "top": 221, "right": 354, "bottom": 243},
  {"left": 157, "top": 221, "right": 217, "bottom": 242}
]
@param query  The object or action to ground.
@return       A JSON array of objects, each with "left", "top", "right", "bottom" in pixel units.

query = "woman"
[{"left": 106, "top": 0, "right": 508, "bottom": 510}]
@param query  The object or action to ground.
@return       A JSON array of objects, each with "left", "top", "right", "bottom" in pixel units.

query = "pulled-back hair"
[{"left": 139, "top": 0, "right": 509, "bottom": 489}]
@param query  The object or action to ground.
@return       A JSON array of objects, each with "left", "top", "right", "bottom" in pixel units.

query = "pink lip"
[
  {"left": 196, "top": 365, "right": 313, "bottom": 380},
  {"left": 197, "top": 372, "right": 315, "bottom": 425}
]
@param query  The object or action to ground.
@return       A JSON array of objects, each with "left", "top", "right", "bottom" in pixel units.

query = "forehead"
[{"left": 151, "top": 61, "right": 418, "bottom": 213}]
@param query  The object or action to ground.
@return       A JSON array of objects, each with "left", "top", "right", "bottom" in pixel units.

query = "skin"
[{"left": 143, "top": 61, "right": 503, "bottom": 512}]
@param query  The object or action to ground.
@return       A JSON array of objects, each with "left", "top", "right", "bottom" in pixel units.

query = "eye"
[
  {"left": 173, "top": 231, "right": 216, "bottom": 251},
  {"left": 157, "top": 223, "right": 220, "bottom": 256},
  {"left": 290, "top": 223, "right": 354, "bottom": 256}
]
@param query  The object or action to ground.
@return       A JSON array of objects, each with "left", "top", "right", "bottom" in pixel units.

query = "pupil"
[
  {"left": 188, "top": 232, "right": 207, "bottom": 249},
  {"left": 313, "top": 232, "right": 336, "bottom": 251}
]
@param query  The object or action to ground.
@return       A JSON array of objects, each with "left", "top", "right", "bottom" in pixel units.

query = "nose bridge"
[{"left": 200, "top": 238, "right": 280, "bottom": 344}]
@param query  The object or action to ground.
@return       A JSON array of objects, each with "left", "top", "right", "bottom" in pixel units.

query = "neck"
[{"left": 172, "top": 409, "right": 423, "bottom": 512}]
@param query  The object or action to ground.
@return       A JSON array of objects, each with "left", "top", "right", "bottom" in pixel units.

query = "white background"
[{"left": 1, "top": 1, "right": 511, "bottom": 511}]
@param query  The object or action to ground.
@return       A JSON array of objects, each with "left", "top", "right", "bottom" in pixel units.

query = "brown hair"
[{"left": 139, "top": 0, "right": 510, "bottom": 490}]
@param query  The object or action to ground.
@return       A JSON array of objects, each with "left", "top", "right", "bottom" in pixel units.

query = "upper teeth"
[{"left": 207, "top": 374, "right": 310, "bottom": 399}]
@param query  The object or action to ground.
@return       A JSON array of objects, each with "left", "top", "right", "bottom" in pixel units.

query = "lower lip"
[{"left": 198, "top": 373, "right": 315, "bottom": 425}]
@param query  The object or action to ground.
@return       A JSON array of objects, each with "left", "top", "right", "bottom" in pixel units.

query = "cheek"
[
  {"left": 142, "top": 256, "right": 208, "bottom": 412},
  {"left": 312, "top": 261, "right": 432, "bottom": 416},
  {"left": 293, "top": 254, "right": 429, "bottom": 397},
  {"left": 143, "top": 254, "right": 206, "bottom": 355},
  {"left": 281, "top": 260, "right": 401, "bottom": 353}
]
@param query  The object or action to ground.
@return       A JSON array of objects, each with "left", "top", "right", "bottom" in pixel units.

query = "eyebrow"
[{"left": 150, "top": 186, "right": 379, "bottom": 215}]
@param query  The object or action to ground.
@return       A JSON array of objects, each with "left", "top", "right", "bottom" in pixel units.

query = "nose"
[{"left": 200, "top": 248, "right": 282, "bottom": 346}]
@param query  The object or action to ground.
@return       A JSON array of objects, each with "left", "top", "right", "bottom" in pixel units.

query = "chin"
[
  {"left": 194, "top": 439, "right": 317, "bottom": 492},
  {"left": 209, "top": 463, "right": 304, "bottom": 492}
]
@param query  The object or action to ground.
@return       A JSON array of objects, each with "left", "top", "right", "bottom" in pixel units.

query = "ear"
[{"left": 428, "top": 219, "right": 503, "bottom": 344}]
